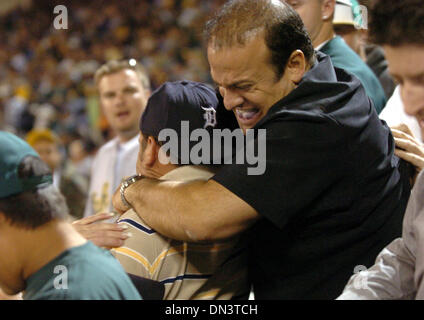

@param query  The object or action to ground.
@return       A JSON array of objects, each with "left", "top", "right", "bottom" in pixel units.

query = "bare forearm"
[
  {"left": 121, "top": 178, "right": 258, "bottom": 242},
  {"left": 124, "top": 178, "right": 197, "bottom": 241}
]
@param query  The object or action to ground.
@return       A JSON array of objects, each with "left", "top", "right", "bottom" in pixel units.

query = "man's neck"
[
  {"left": 19, "top": 221, "right": 87, "bottom": 281},
  {"left": 144, "top": 163, "right": 179, "bottom": 180},
  {"left": 117, "top": 130, "right": 138, "bottom": 144},
  {"left": 312, "top": 23, "right": 335, "bottom": 49}
]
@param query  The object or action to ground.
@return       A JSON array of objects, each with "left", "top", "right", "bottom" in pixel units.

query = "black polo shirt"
[{"left": 212, "top": 52, "right": 411, "bottom": 299}]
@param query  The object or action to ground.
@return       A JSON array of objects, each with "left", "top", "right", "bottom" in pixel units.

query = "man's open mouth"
[
  {"left": 117, "top": 111, "right": 130, "bottom": 119},
  {"left": 235, "top": 108, "right": 260, "bottom": 121}
]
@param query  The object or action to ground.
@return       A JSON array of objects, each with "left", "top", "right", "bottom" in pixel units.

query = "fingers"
[
  {"left": 391, "top": 127, "right": 423, "bottom": 150},
  {"left": 394, "top": 149, "right": 424, "bottom": 171},
  {"left": 391, "top": 128, "right": 417, "bottom": 142},
  {"left": 72, "top": 212, "right": 116, "bottom": 225},
  {"left": 84, "top": 229, "right": 131, "bottom": 242},
  {"left": 73, "top": 221, "right": 133, "bottom": 249},
  {"left": 89, "top": 232, "right": 132, "bottom": 249},
  {"left": 71, "top": 201, "right": 133, "bottom": 249},
  {"left": 86, "top": 222, "right": 129, "bottom": 234},
  {"left": 73, "top": 221, "right": 128, "bottom": 236},
  {"left": 390, "top": 123, "right": 415, "bottom": 137},
  {"left": 393, "top": 137, "right": 424, "bottom": 156}
]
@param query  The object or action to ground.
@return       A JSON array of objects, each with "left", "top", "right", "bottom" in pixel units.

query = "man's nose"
[
  {"left": 220, "top": 87, "right": 244, "bottom": 110},
  {"left": 113, "top": 92, "right": 125, "bottom": 107},
  {"left": 401, "top": 84, "right": 424, "bottom": 116}
]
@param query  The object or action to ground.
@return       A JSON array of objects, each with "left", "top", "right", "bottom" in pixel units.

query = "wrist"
[{"left": 120, "top": 174, "right": 144, "bottom": 208}]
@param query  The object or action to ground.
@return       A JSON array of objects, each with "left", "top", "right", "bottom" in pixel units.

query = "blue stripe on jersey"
[
  {"left": 119, "top": 218, "right": 156, "bottom": 234},
  {"left": 160, "top": 274, "right": 212, "bottom": 285}
]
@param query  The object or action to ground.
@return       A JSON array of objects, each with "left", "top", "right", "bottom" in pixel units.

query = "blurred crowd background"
[{"left": 0, "top": 0, "right": 226, "bottom": 145}]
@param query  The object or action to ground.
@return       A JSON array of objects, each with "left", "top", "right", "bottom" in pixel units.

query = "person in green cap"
[
  {"left": 333, "top": 0, "right": 397, "bottom": 99},
  {"left": 0, "top": 131, "right": 142, "bottom": 300},
  {"left": 287, "top": 0, "right": 387, "bottom": 113}
]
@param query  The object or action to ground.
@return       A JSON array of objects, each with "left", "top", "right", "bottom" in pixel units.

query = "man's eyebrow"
[
  {"left": 390, "top": 72, "right": 424, "bottom": 85},
  {"left": 102, "top": 84, "right": 139, "bottom": 94},
  {"left": 214, "top": 80, "right": 253, "bottom": 88},
  {"left": 102, "top": 90, "right": 116, "bottom": 96},
  {"left": 123, "top": 84, "right": 140, "bottom": 90},
  {"left": 411, "top": 72, "right": 424, "bottom": 82}
]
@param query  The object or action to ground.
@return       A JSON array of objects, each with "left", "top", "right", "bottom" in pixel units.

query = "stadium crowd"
[{"left": 0, "top": 0, "right": 225, "bottom": 141}]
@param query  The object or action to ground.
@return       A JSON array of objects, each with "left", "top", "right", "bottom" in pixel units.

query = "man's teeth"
[{"left": 236, "top": 109, "right": 258, "bottom": 120}]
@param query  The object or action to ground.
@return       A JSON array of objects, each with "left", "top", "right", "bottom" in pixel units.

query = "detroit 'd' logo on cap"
[{"left": 202, "top": 106, "right": 217, "bottom": 129}]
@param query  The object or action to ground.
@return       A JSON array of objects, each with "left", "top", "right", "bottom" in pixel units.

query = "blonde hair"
[
  {"left": 26, "top": 128, "right": 60, "bottom": 147},
  {"left": 94, "top": 60, "right": 151, "bottom": 90}
]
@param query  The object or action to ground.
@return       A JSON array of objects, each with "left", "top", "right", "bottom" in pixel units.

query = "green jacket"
[
  {"left": 23, "top": 242, "right": 142, "bottom": 300},
  {"left": 321, "top": 36, "right": 387, "bottom": 114}
]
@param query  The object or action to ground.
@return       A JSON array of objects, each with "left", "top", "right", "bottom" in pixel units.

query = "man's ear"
[
  {"left": 286, "top": 50, "right": 307, "bottom": 85},
  {"left": 143, "top": 136, "right": 159, "bottom": 167},
  {"left": 144, "top": 88, "right": 152, "bottom": 99},
  {"left": 321, "top": 0, "right": 336, "bottom": 21}
]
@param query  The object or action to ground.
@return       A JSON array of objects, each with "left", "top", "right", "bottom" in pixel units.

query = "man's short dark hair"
[
  {"left": 369, "top": 0, "right": 424, "bottom": 46},
  {"left": 0, "top": 156, "right": 69, "bottom": 229},
  {"left": 204, "top": 0, "right": 315, "bottom": 79}
]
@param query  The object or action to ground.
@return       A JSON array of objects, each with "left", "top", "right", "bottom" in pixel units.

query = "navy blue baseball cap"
[
  {"left": 0, "top": 131, "right": 53, "bottom": 198},
  {"left": 140, "top": 80, "right": 238, "bottom": 165}
]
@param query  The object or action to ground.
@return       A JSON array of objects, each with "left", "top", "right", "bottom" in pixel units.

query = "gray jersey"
[{"left": 338, "top": 170, "right": 424, "bottom": 300}]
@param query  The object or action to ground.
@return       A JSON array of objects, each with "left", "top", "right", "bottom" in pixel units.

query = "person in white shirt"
[
  {"left": 73, "top": 60, "right": 151, "bottom": 249},
  {"left": 380, "top": 85, "right": 423, "bottom": 143}
]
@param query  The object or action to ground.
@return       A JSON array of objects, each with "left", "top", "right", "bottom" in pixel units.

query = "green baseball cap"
[
  {"left": 334, "top": 0, "right": 366, "bottom": 29},
  {"left": 0, "top": 131, "right": 53, "bottom": 199}
]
